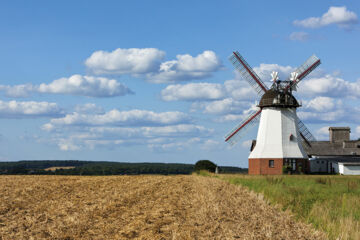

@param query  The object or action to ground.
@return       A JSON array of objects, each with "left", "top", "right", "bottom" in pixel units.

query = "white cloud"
[
  {"left": 253, "top": 63, "right": 293, "bottom": 81},
  {"left": 38, "top": 75, "right": 133, "bottom": 97},
  {"left": 85, "top": 48, "right": 222, "bottom": 83},
  {"left": 294, "top": 6, "right": 358, "bottom": 29},
  {"left": 44, "top": 109, "right": 190, "bottom": 128},
  {"left": 241, "top": 140, "right": 253, "bottom": 149},
  {"left": 303, "top": 96, "right": 337, "bottom": 112},
  {"left": 298, "top": 110, "right": 345, "bottom": 123},
  {"left": 356, "top": 126, "right": 360, "bottom": 138},
  {"left": 148, "top": 137, "right": 201, "bottom": 152},
  {"left": 0, "top": 84, "right": 35, "bottom": 98},
  {"left": 224, "top": 79, "right": 257, "bottom": 100},
  {"left": 43, "top": 123, "right": 213, "bottom": 151},
  {"left": 216, "top": 114, "right": 246, "bottom": 122},
  {"left": 85, "top": 48, "right": 165, "bottom": 75},
  {"left": 200, "top": 139, "right": 223, "bottom": 151},
  {"left": 214, "top": 103, "right": 259, "bottom": 122},
  {"left": 289, "top": 32, "right": 309, "bottom": 41},
  {"left": 58, "top": 139, "right": 81, "bottom": 151},
  {"left": 146, "top": 51, "right": 222, "bottom": 83},
  {"left": 0, "top": 75, "right": 133, "bottom": 98},
  {"left": 316, "top": 126, "right": 330, "bottom": 140},
  {"left": 0, "top": 100, "right": 63, "bottom": 118},
  {"left": 161, "top": 79, "right": 256, "bottom": 103},
  {"left": 299, "top": 75, "right": 360, "bottom": 98},
  {"left": 88, "top": 124, "right": 213, "bottom": 138},
  {"left": 74, "top": 103, "right": 104, "bottom": 114},
  {"left": 161, "top": 83, "right": 225, "bottom": 101},
  {"left": 297, "top": 96, "right": 360, "bottom": 124},
  {"left": 200, "top": 98, "right": 251, "bottom": 115}
]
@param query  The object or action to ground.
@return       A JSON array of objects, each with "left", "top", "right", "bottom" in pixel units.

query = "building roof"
[
  {"left": 329, "top": 127, "right": 351, "bottom": 130},
  {"left": 304, "top": 140, "right": 360, "bottom": 156},
  {"left": 310, "top": 156, "right": 360, "bottom": 163}
]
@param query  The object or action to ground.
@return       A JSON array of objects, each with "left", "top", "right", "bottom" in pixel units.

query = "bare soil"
[{"left": 0, "top": 175, "right": 325, "bottom": 239}]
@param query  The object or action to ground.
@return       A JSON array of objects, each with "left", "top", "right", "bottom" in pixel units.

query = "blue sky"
[{"left": 0, "top": 1, "right": 360, "bottom": 167}]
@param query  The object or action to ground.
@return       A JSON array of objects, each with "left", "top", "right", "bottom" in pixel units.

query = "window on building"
[{"left": 269, "top": 160, "right": 274, "bottom": 168}]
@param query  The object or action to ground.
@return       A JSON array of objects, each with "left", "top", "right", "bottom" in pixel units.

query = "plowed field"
[{"left": 0, "top": 175, "right": 325, "bottom": 239}]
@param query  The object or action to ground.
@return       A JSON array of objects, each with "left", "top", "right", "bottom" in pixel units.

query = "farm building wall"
[{"left": 309, "top": 159, "right": 329, "bottom": 173}]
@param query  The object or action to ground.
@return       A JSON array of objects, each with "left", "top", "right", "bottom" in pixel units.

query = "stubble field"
[{"left": 0, "top": 175, "right": 325, "bottom": 239}]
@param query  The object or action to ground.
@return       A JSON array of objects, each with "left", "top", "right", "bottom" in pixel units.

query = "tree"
[{"left": 194, "top": 160, "right": 217, "bottom": 173}]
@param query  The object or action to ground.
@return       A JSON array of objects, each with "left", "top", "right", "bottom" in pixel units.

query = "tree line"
[{"left": 0, "top": 160, "right": 247, "bottom": 175}]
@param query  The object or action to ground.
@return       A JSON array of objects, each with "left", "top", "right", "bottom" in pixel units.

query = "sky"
[{"left": 0, "top": 0, "right": 360, "bottom": 167}]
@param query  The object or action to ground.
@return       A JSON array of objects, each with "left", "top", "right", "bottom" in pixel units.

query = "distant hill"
[{"left": 0, "top": 160, "right": 247, "bottom": 175}]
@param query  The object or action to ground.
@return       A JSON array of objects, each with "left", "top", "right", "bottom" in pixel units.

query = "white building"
[{"left": 305, "top": 127, "right": 360, "bottom": 175}]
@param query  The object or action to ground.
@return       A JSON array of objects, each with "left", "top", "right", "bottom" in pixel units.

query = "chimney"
[{"left": 329, "top": 127, "right": 350, "bottom": 143}]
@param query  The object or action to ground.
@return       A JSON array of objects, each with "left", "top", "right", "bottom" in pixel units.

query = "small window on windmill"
[
  {"left": 289, "top": 134, "right": 295, "bottom": 141},
  {"left": 269, "top": 160, "right": 274, "bottom": 168}
]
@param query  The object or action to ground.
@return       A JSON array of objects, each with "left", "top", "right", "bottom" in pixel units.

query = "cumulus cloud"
[
  {"left": 294, "top": 6, "right": 358, "bottom": 29},
  {"left": 89, "top": 124, "right": 213, "bottom": 139},
  {"left": 85, "top": 48, "right": 166, "bottom": 75},
  {"left": 161, "top": 83, "right": 225, "bottom": 101},
  {"left": 213, "top": 103, "right": 259, "bottom": 123},
  {"left": 43, "top": 109, "right": 191, "bottom": 129},
  {"left": 44, "top": 123, "right": 213, "bottom": 151},
  {"left": 74, "top": 103, "right": 104, "bottom": 114},
  {"left": 192, "top": 98, "right": 252, "bottom": 115},
  {"left": 224, "top": 79, "right": 257, "bottom": 100},
  {"left": 297, "top": 95, "right": 360, "bottom": 124},
  {"left": 253, "top": 63, "right": 293, "bottom": 81},
  {"left": 0, "top": 100, "right": 63, "bottom": 118},
  {"left": 85, "top": 48, "right": 222, "bottom": 83},
  {"left": 0, "top": 84, "right": 35, "bottom": 98},
  {"left": 0, "top": 75, "right": 133, "bottom": 98},
  {"left": 316, "top": 126, "right": 330, "bottom": 140},
  {"left": 289, "top": 32, "right": 309, "bottom": 41},
  {"left": 356, "top": 126, "right": 360, "bottom": 137},
  {"left": 303, "top": 96, "right": 337, "bottom": 112},
  {"left": 146, "top": 51, "right": 222, "bottom": 83},
  {"left": 148, "top": 138, "right": 201, "bottom": 152},
  {"left": 299, "top": 75, "right": 360, "bottom": 98},
  {"left": 38, "top": 75, "right": 133, "bottom": 97}
]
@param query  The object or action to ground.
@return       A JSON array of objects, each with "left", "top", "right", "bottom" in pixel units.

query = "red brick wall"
[
  {"left": 249, "top": 158, "right": 309, "bottom": 175},
  {"left": 249, "top": 158, "right": 283, "bottom": 175}
]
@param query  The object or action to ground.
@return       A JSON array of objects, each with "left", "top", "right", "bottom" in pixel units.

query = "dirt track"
[{"left": 0, "top": 175, "right": 325, "bottom": 239}]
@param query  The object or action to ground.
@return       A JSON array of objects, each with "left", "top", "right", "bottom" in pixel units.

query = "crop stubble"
[{"left": 0, "top": 175, "right": 325, "bottom": 239}]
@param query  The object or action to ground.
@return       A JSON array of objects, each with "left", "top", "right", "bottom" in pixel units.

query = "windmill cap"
[{"left": 258, "top": 89, "right": 300, "bottom": 108}]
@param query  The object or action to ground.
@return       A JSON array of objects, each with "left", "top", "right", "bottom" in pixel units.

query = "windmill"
[{"left": 224, "top": 51, "right": 320, "bottom": 175}]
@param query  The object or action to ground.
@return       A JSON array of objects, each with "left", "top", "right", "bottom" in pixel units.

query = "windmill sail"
[
  {"left": 287, "top": 54, "right": 321, "bottom": 91},
  {"left": 297, "top": 118, "right": 316, "bottom": 144},
  {"left": 225, "top": 109, "right": 262, "bottom": 146},
  {"left": 229, "top": 51, "right": 268, "bottom": 96}
]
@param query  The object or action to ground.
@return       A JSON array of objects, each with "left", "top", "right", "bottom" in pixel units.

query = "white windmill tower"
[{"left": 224, "top": 51, "right": 320, "bottom": 175}]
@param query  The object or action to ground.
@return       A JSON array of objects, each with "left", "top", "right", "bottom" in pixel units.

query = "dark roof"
[
  {"left": 258, "top": 89, "right": 300, "bottom": 108},
  {"left": 310, "top": 156, "right": 360, "bottom": 163},
  {"left": 304, "top": 140, "right": 360, "bottom": 156}
]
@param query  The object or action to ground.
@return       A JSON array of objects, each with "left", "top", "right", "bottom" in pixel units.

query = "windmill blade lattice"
[
  {"left": 224, "top": 109, "right": 262, "bottom": 146},
  {"left": 229, "top": 51, "right": 268, "bottom": 96},
  {"left": 297, "top": 118, "right": 316, "bottom": 143},
  {"left": 287, "top": 54, "right": 321, "bottom": 91}
]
